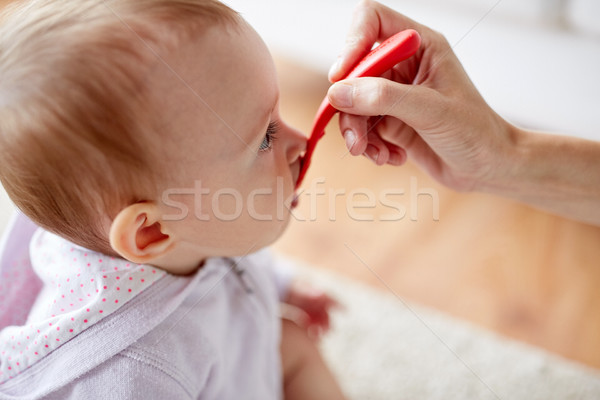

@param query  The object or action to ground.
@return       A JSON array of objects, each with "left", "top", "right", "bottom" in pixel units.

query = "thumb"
[{"left": 327, "top": 77, "right": 442, "bottom": 130}]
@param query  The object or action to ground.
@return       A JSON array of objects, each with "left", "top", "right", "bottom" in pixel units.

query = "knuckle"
[
  {"left": 356, "top": 0, "right": 374, "bottom": 12},
  {"left": 431, "top": 29, "right": 451, "bottom": 49},
  {"left": 429, "top": 94, "right": 452, "bottom": 128},
  {"left": 345, "top": 32, "right": 365, "bottom": 47},
  {"left": 376, "top": 80, "right": 394, "bottom": 110},
  {"left": 350, "top": 0, "right": 379, "bottom": 42},
  {"left": 352, "top": 0, "right": 369, "bottom": 23},
  {"left": 362, "top": 79, "right": 391, "bottom": 112}
]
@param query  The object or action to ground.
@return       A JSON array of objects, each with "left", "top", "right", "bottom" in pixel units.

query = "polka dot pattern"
[{"left": 0, "top": 230, "right": 165, "bottom": 383}]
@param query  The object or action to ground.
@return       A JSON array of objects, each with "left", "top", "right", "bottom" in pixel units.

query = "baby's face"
[{"left": 152, "top": 20, "right": 306, "bottom": 259}]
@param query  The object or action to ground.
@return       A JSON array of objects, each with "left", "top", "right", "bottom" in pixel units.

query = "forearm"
[{"left": 483, "top": 126, "right": 600, "bottom": 226}]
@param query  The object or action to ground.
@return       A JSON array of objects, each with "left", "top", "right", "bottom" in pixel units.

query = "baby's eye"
[{"left": 259, "top": 121, "right": 279, "bottom": 151}]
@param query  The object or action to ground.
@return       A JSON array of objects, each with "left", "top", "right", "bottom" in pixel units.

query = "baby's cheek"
[
  {"left": 209, "top": 191, "right": 242, "bottom": 220},
  {"left": 246, "top": 187, "right": 280, "bottom": 221}
]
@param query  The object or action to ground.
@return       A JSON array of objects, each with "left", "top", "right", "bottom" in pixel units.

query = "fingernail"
[
  {"left": 344, "top": 129, "right": 356, "bottom": 151},
  {"left": 328, "top": 82, "right": 353, "bottom": 108},
  {"left": 365, "top": 145, "right": 379, "bottom": 164},
  {"left": 388, "top": 149, "right": 406, "bottom": 165}
]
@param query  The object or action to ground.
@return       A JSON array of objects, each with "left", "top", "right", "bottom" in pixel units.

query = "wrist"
[
  {"left": 474, "top": 120, "right": 525, "bottom": 195},
  {"left": 477, "top": 125, "right": 600, "bottom": 225}
]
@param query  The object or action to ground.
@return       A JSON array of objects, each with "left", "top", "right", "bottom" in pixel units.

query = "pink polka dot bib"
[{"left": 0, "top": 229, "right": 166, "bottom": 383}]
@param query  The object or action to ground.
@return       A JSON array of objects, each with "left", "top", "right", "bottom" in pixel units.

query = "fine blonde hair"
[{"left": 0, "top": 0, "right": 238, "bottom": 254}]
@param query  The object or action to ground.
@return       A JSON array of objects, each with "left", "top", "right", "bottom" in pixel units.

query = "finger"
[
  {"left": 307, "top": 325, "right": 323, "bottom": 342},
  {"left": 358, "top": 114, "right": 409, "bottom": 165},
  {"left": 321, "top": 315, "right": 330, "bottom": 333},
  {"left": 328, "top": 77, "right": 444, "bottom": 132},
  {"left": 363, "top": 127, "right": 408, "bottom": 166},
  {"left": 389, "top": 149, "right": 407, "bottom": 165},
  {"left": 364, "top": 131, "right": 390, "bottom": 165},
  {"left": 314, "top": 312, "right": 330, "bottom": 333},
  {"left": 329, "top": 0, "right": 424, "bottom": 82},
  {"left": 340, "top": 113, "right": 408, "bottom": 165},
  {"left": 324, "top": 295, "right": 343, "bottom": 310},
  {"left": 376, "top": 117, "right": 419, "bottom": 151},
  {"left": 385, "top": 144, "right": 407, "bottom": 166},
  {"left": 328, "top": 2, "right": 378, "bottom": 83},
  {"left": 339, "top": 113, "right": 369, "bottom": 156}
]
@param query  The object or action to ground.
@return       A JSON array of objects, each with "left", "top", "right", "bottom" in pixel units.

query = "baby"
[{"left": 0, "top": 0, "right": 345, "bottom": 399}]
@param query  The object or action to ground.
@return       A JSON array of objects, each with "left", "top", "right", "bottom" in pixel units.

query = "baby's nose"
[{"left": 284, "top": 124, "right": 306, "bottom": 163}]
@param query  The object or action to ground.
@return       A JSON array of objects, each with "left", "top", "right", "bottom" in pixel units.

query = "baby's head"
[{"left": 0, "top": 0, "right": 305, "bottom": 273}]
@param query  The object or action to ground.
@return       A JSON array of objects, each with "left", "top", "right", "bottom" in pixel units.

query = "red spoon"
[{"left": 296, "top": 29, "right": 421, "bottom": 188}]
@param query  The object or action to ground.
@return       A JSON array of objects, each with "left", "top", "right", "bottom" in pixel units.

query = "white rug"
[{"left": 285, "top": 259, "right": 600, "bottom": 400}]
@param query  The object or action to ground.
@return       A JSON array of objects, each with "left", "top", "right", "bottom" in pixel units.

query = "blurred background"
[
  {"left": 225, "top": 0, "right": 600, "bottom": 141},
  {"left": 0, "top": 0, "right": 599, "bottom": 388},
  {"left": 223, "top": 0, "right": 600, "bottom": 370}
]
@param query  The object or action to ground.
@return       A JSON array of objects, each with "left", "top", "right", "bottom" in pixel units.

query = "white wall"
[
  {"left": 224, "top": 0, "right": 600, "bottom": 141},
  {"left": 2, "top": 0, "right": 599, "bottom": 232},
  {"left": 0, "top": 187, "right": 14, "bottom": 234}
]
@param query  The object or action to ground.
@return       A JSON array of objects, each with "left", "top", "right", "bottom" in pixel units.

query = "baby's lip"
[
  {"left": 291, "top": 193, "right": 299, "bottom": 209},
  {"left": 290, "top": 162, "right": 301, "bottom": 209}
]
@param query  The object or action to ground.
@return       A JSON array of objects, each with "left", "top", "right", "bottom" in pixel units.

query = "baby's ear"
[{"left": 109, "top": 202, "right": 174, "bottom": 264}]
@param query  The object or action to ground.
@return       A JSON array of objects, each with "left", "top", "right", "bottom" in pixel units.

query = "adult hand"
[
  {"left": 326, "top": 0, "right": 600, "bottom": 226},
  {"left": 327, "top": 0, "right": 515, "bottom": 192}
]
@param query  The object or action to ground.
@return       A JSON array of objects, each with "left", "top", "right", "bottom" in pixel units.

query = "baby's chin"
[
  {"left": 252, "top": 210, "right": 296, "bottom": 252},
  {"left": 223, "top": 195, "right": 299, "bottom": 255},
  {"left": 266, "top": 214, "right": 293, "bottom": 246}
]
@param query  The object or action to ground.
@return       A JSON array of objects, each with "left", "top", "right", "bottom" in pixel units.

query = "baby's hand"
[{"left": 283, "top": 281, "right": 341, "bottom": 340}]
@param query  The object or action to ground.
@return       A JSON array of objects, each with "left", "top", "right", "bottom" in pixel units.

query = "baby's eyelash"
[{"left": 259, "top": 120, "right": 279, "bottom": 151}]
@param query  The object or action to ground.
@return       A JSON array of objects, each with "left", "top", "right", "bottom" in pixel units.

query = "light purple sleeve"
[
  {"left": 252, "top": 248, "right": 297, "bottom": 301},
  {"left": 0, "top": 211, "right": 43, "bottom": 329},
  {"left": 44, "top": 354, "right": 195, "bottom": 400}
]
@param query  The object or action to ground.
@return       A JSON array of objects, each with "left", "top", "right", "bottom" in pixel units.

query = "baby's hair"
[{"left": 0, "top": 0, "right": 239, "bottom": 255}]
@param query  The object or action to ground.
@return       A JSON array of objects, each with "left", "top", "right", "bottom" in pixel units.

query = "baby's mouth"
[{"left": 291, "top": 192, "right": 300, "bottom": 209}]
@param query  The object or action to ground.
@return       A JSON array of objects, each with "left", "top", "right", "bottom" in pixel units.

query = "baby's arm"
[
  {"left": 268, "top": 255, "right": 345, "bottom": 398},
  {"left": 280, "top": 318, "right": 346, "bottom": 400},
  {"left": 270, "top": 254, "right": 339, "bottom": 339}
]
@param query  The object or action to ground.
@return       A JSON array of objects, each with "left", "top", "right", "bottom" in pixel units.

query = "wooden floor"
[{"left": 273, "top": 56, "right": 600, "bottom": 369}]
